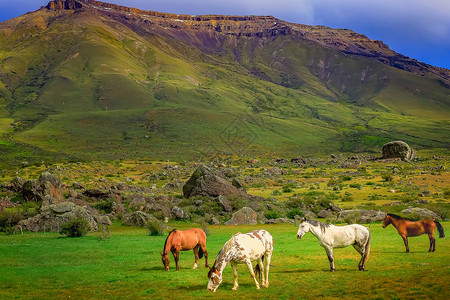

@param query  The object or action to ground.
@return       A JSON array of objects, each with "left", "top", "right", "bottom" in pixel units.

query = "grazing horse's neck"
[
  {"left": 163, "top": 230, "right": 176, "bottom": 253},
  {"left": 213, "top": 239, "right": 234, "bottom": 273}
]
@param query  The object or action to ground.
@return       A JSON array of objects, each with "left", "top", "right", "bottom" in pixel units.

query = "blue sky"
[{"left": 1, "top": 0, "right": 449, "bottom": 69}]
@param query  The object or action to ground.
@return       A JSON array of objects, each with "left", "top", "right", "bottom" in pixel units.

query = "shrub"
[
  {"left": 287, "top": 208, "right": 304, "bottom": 219},
  {"left": 93, "top": 199, "right": 114, "bottom": 214},
  {"left": 0, "top": 211, "right": 23, "bottom": 232},
  {"left": 59, "top": 218, "right": 90, "bottom": 237},
  {"left": 146, "top": 218, "right": 165, "bottom": 236},
  {"left": 264, "top": 210, "right": 281, "bottom": 220},
  {"left": 381, "top": 173, "right": 393, "bottom": 182}
]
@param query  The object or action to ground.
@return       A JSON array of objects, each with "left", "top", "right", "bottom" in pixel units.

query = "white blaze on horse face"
[
  {"left": 207, "top": 272, "right": 222, "bottom": 292},
  {"left": 297, "top": 223, "right": 309, "bottom": 239}
]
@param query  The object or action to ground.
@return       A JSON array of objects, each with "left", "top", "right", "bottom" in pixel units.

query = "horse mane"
[
  {"left": 212, "top": 233, "right": 240, "bottom": 269},
  {"left": 387, "top": 214, "right": 415, "bottom": 221},
  {"left": 305, "top": 219, "right": 330, "bottom": 233},
  {"left": 163, "top": 229, "right": 177, "bottom": 253}
]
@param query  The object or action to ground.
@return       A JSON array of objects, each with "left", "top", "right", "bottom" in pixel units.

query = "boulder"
[
  {"left": 338, "top": 209, "right": 386, "bottom": 223},
  {"left": 171, "top": 206, "right": 190, "bottom": 220},
  {"left": 317, "top": 209, "right": 336, "bottom": 219},
  {"left": 382, "top": 141, "right": 416, "bottom": 161},
  {"left": 400, "top": 208, "right": 441, "bottom": 221},
  {"left": 225, "top": 207, "right": 257, "bottom": 225},
  {"left": 183, "top": 165, "right": 247, "bottom": 198},
  {"left": 266, "top": 218, "right": 294, "bottom": 224},
  {"left": 20, "top": 201, "right": 102, "bottom": 232},
  {"left": 122, "top": 211, "right": 152, "bottom": 227},
  {"left": 22, "top": 172, "right": 64, "bottom": 204},
  {"left": 217, "top": 195, "right": 233, "bottom": 212}
]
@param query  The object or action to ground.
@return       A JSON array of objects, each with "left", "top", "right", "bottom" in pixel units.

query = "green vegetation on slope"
[{"left": 0, "top": 8, "right": 449, "bottom": 164}]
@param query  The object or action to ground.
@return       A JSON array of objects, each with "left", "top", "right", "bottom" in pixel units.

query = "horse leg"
[
  {"left": 352, "top": 243, "right": 364, "bottom": 271},
  {"left": 401, "top": 235, "right": 409, "bottom": 253},
  {"left": 325, "top": 247, "right": 335, "bottom": 272},
  {"left": 193, "top": 246, "right": 199, "bottom": 269},
  {"left": 245, "top": 259, "right": 260, "bottom": 289},
  {"left": 201, "top": 244, "right": 209, "bottom": 267},
  {"left": 231, "top": 262, "right": 239, "bottom": 290},
  {"left": 263, "top": 251, "right": 272, "bottom": 288},
  {"left": 174, "top": 251, "right": 180, "bottom": 271},
  {"left": 256, "top": 257, "right": 265, "bottom": 287},
  {"left": 428, "top": 234, "right": 436, "bottom": 252}
]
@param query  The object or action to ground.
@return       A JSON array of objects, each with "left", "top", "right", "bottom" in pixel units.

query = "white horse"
[
  {"left": 207, "top": 229, "right": 273, "bottom": 292},
  {"left": 296, "top": 218, "right": 370, "bottom": 271}
]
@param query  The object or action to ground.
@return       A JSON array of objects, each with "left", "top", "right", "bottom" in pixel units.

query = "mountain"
[{"left": 0, "top": 0, "right": 449, "bottom": 164}]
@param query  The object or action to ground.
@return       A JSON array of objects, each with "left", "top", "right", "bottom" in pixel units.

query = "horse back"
[{"left": 177, "top": 228, "right": 207, "bottom": 250}]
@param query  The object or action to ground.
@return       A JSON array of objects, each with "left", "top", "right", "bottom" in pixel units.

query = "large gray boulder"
[
  {"left": 22, "top": 172, "right": 64, "bottom": 204},
  {"left": 382, "top": 141, "right": 416, "bottom": 161},
  {"left": 20, "top": 201, "right": 102, "bottom": 232},
  {"left": 400, "top": 208, "right": 441, "bottom": 221},
  {"left": 183, "top": 165, "right": 247, "bottom": 198},
  {"left": 122, "top": 211, "right": 152, "bottom": 227},
  {"left": 338, "top": 209, "right": 386, "bottom": 223},
  {"left": 225, "top": 207, "right": 257, "bottom": 225}
]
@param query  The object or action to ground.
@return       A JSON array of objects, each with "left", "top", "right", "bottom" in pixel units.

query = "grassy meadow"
[{"left": 1, "top": 222, "right": 449, "bottom": 299}]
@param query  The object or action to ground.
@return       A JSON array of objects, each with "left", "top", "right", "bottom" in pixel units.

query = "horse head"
[
  {"left": 161, "top": 252, "right": 170, "bottom": 271},
  {"left": 382, "top": 215, "right": 391, "bottom": 228},
  {"left": 207, "top": 266, "right": 222, "bottom": 292},
  {"left": 297, "top": 218, "right": 310, "bottom": 239}
]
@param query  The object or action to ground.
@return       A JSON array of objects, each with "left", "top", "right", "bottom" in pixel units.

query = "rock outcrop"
[
  {"left": 400, "top": 208, "right": 441, "bottom": 221},
  {"left": 183, "top": 165, "right": 247, "bottom": 198},
  {"left": 20, "top": 201, "right": 103, "bottom": 232},
  {"left": 382, "top": 141, "right": 416, "bottom": 161},
  {"left": 225, "top": 207, "right": 257, "bottom": 225},
  {"left": 338, "top": 209, "right": 386, "bottom": 224},
  {"left": 22, "top": 172, "right": 64, "bottom": 204}
]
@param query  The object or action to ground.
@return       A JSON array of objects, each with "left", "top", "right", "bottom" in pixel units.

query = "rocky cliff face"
[{"left": 42, "top": 0, "right": 449, "bottom": 85}]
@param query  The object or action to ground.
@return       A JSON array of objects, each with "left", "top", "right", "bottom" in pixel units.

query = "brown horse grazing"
[
  {"left": 382, "top": 214, "right": 445, "bottom": 252},
  {"left": 161, "top": 228, "right": 209, "bottom": 271}
]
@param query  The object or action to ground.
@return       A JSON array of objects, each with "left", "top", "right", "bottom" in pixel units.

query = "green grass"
[{"left": 1, "top": 222, "right": 449, "bottom": 299}]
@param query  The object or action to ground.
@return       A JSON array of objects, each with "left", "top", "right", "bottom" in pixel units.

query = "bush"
[
  {"left": 0, "top": 211, "right": 23, "bottom": 232},
  {"left": 287, "top": 208, "right": 304, "bottom": 219},
  {"left": 381, "top": 173, "right": 393, "bottom": 182},
  {"left": 264, "top": 210, "right": 281, "bottom": 220},
  {"left": 59, "top": 218, "right": 90, "bottom": 237},
  {"left": 146, "top": 218, "right": 165, "bottom": 236}
]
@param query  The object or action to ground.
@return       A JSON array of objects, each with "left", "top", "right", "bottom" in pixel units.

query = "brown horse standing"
[
  {"left": 382, "top": 214, "right": 445, "bottom": 252},
  {"left": 161, "top": 228, "right": 209, "bottom": 271}
]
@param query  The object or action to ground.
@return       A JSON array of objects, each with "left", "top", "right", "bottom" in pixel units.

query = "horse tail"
[
  {"left": 198, "top": 245, "right": 204, "bottom": 259},
  {"left": 254, "top": 255, "right": 264, "bottom": 282},
  {"left": 435, "top": 221, "right": 445, "bottom": 238}
]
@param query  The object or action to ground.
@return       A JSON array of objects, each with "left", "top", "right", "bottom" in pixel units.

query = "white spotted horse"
[
  {"left": 207, "top": 229, "right": 273, "bottom": 292},
  {"left": 297, "top": 218, "right": 371, "bottom": 272}
]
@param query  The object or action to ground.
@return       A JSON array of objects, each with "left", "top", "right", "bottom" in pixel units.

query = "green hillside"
[{"left": 0, "top": 2, "right": 449, "bottom": 166}]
